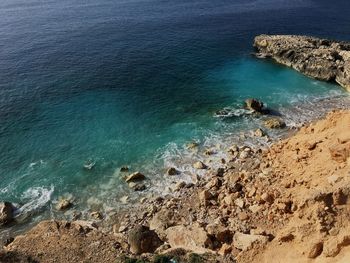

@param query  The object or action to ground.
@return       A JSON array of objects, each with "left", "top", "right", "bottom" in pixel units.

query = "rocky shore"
[
  {"left": 1, "top": 108, "right": 350, "bottom": 263},
  {"left": 1, "top": 35, "right": 350, "bottom": 263},
  {"left": 254, "top": 35, "right": 350, "bottom": 91}
]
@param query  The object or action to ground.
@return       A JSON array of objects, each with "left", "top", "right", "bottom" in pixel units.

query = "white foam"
[{"left": 15, "top": 186, "right": 54, "bottom": 217}]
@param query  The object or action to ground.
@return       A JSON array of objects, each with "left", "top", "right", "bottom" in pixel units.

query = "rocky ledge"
[{"left": 254, "top": 35, "right": 350, "bottom": 91}]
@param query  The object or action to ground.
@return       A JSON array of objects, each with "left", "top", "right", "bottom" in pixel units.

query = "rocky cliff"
[{"left": 254, "top": 35, "right": 350, "bottom": 91}]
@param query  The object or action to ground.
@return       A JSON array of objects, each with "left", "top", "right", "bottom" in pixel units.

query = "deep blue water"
[{"left": 1, "top": 0, "right": 350, "bottom": 234}]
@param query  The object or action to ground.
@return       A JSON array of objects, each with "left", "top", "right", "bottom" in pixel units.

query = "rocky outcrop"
[
  {"left": 0, "top": 202, "right": 14, "bottom": 226},
  {"left": 254, "top": 35, "right": 350, "bottom": 91}
]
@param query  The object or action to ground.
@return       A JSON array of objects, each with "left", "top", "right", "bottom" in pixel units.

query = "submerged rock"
[
  {"left": 128, "top": 225, "right": 162, "bottom": 254},
  {"left": 0, "top": 202, "right": 15, "bottom": 226},
  {"left": 254, "top": 35, "right": 350, "bottom": 92},
  {"left": 264, "top": 118, "right": 286, "bottom": 129},
  {"left": 120, "top": 166, "right": 129, "bottom": 172},
  {"left": 56, "top": 199, "right": 73, "bottom": 211},
  {"left": 186, "top": 142, "right": 199, "bottom": 150}
]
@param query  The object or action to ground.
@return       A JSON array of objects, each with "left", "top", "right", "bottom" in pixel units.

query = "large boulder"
[
  {"left": 150, "top": 208, "right": 179, "bottom": 239},
  {"left": 165, "top": 224, "right": 213, "bottom": 253},
  {"left": 0, "top": 202, "right": 14, "bottom": 226},
  {"left": 128, "top": 225, "right": 162, "bottom": 254},
  {"left": 245, "top": 98, "right": 264, "bottom": 113},
  {"left": 125, "top": 172, "right": 145, "bottom": 183}
]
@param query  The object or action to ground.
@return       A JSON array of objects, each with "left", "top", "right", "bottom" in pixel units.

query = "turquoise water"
[{"left": 0, "top": 0, "right": 350, "bottom": 235}]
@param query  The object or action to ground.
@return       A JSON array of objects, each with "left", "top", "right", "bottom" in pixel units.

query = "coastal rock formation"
[
  {"left": 0, "top": 202, "right": 14, "bottom": 226},
  {"left": 254, "top": 35, "right": 350, "bottom": 91}
]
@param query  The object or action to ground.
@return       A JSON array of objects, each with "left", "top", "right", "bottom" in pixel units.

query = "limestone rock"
[
  {"left": 166, "top": 224, "right": 212, "bottom": 252},
  {"left": 254, "top": 35, "right": 350, "bottom": 92},
  {"left": 233, "top": 232, "right": 268, "bottom": 251},
  {"left": 56, "top": 199, "right": 73, "bottom": 211},
  {"left": 264, "top": 118, "right": 286, "bottom": 129},
  {"left": 193, "top": 161, "right": 207, "bottom": 169},
  {"left": 128, "top": 225, "right": 162, "bottom": 254}
]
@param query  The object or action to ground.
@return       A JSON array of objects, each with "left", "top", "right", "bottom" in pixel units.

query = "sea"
[{"left": 1, "top": 0, "right": 350, "bottom": 238}]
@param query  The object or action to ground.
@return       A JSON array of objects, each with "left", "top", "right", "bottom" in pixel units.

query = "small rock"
[
  {"left": 235, "top": 198, "right": 245, "bottom": 208},
  {"left": 249, "top": 204, "right": 263, "bottom": 213},
  {"left": 261, "top": 192, "right": 274, "bottom": 204},
  {"left": 166, "top": 167, "right": 179, "bottom": 176},
  {"left": 90, "top": 211, "right": 103, "bottom": 220},
  {"left": 128, "top": 182, "right": 146, "bottom": 191},
  {"left": 254, "top": 128, "right": 265, "bottom": 137},
  {"left": 125, "top": 172, "right": 145, "bottom": 183},
  {"left": 174, "top": 181, "right": 186, "bottom": 191},
  {"left": 307, "top": 242, "right": 323, "bottom": 258},
  {"left": 187, "top": 142, "right": 199, "bottom": 150},
  {"left": 56, "top": 199, "right": 73, "bottom": 211},
  {"left": 239, "top": 151, "right": 250, "bottom": 159},
  {"left": 329, "top": 144, "right": 350, "bottom": 163},
  {"left": 120, "top": 166, "right": 129, "bottom": 172},
  {"left": 120, "top": 195, "right": 129, "bottom": 204},
  {"left": 128, "top": 225, "right": 162, "bottom": 254},
  {"left": 193, "top": 161, "right": 207, "bottom": 169},
  {"left": 238, "top": 212, "right": 249, "bottom": 221},
  {"left": 264, "top": 118, "right": 286, "bottom": 129},
  {"left": 0, "top": 202, "right": 15, "bottom": 226}
]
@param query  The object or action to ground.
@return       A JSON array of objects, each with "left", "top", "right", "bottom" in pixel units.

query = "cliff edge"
[{"left": 254, "top": 35, "right": 350, "bottom": 91}]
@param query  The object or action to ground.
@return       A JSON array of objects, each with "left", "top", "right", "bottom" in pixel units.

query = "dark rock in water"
[
  {"left": 0, "top": 202, "right": 15, "bottom": 226},
  {"left": 125, "top": 172, "right": 145, "bottom": 183},
  {"left": 128, "top": 225, "right": 162, "bottom": 254},
  {"left": 264, "top": 118, "right": 286, "bottom": 129},
  {"left": 120, "top": 166, "right": 129, "bottom": 172},
  {"left": 166, "top": 167, "right": 179, "bottom": 176},
  {"left": 128, "top": 182, "right": 146, "bottom": 191},
  {"left": 245, "top": 98, "right": 264, "bottom": 113},
  {"left": 254, "top": 35, "right": 350, "bottom": 92}
]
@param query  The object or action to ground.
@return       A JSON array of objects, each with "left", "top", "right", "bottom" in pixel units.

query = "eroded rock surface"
[{"left": 254, "top": 35, "right": 350, "bottom": 91}]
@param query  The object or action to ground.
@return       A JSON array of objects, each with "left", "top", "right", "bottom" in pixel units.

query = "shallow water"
[{"left": 0, "top": 0, "right": 350, "bottom": 237}]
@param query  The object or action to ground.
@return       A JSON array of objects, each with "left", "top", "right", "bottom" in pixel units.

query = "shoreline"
[{"left": 1, "top": 106, "right": 350, "bottom": 262}]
